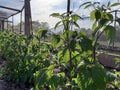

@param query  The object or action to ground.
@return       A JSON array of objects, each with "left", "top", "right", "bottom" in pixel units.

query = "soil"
[
  {"left": 0, "top": 80, "right": 27, "bottom": 90},
  {"left": 97, "top": 53, "right": 120, "bottom": 70}
]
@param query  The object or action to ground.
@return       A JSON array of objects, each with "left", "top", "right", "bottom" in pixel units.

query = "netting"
[
  {"left": 0, "top": 0, "right": 24, "bottom": 21},
  {"left": 72, "top": 0, "right": 120, "bottom": 16}
]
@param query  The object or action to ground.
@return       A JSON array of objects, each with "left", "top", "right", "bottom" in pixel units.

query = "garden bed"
[
  {"left": 98, "top": 53, "right": 120, "bottom": 70},
  {"left": 0, "top": 57, "right": 27, "bottom": 90}
]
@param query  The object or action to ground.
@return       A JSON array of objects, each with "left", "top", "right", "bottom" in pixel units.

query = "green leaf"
[
  {"left": 41, "top": 29, "right": 48, "bottom": 38},
  {"left": 77, "top": 63, "right": 107, "bottom": 90},
  {"left": 32, "top": 38, "right": 39, "bottom": 45},
  {"left": 62, "top": 50, "right": 70, "bottom": 62},
  {"left": 50, "top": 74, "right": 64, "bottom": 88},
  {"left": 58, "top": 49, "right": 69, "bottom": 63},
  {"left": 54, "top": 21, "right": 61, "bottom": 30},
  {"left": 79, "top": 2, "right": 91, "bottom": 8},
  {"left": 92, "top": 21, "right": 97, "bottom": 31},
  {"left": 106, "top": 71, "right": 116, "bottom": 82},
  {"left": 92, "top": 25, "right": 102, "bottom": 38},
  {"left": 104, "top": 25, "right": 116, "bottom": 44},
  {"left": 95, "top": 10, "right": 101, "bottom": 21},
  {"left": 47, "top": 65, "right": 54, "bottom": 79},
  {"left": 90, "top": 10, "right": 96, "bottom": 20},
  {"left": 90, "top": 10, "right": 102, "bottom": 21},
  {"left": 99, "top": 18, "right": 109, "bottom": 26},
  {"left": 70, "top": 39, "right": 76, "bottom": 51},
  {"left": 71, "top": 14, "right": 80, "bottom": 22},
  {"left": 116, "top": 18, "right": 120, "bottom": 25},
  {"left": 35, "top": 29, "right": 48, "bottom": 38},
  {"left": 93, "top": 2, "right": 100, "bottom": 5},
  {"left": 35, "top": 68, "right": 47, "bottom": 85},
  {"left": 107, "top": 1, "right": 111, "bottom": 7},
  {"left": 50, "top": 13, "right": 61, "bottom": 17},
  {"left": 79, "top": 35, "right": 93, "bottom": 51},
  {"left": 84, "top": 4, "right": 92, "bottom": 9},
  {"left": 73, "top": 22, "right": 80, "bottom": 29},
  {"left": 110, "top": 3, "right": 120, "bottom": 7},
  {"left": 106, "top": 13, "right": 113, "bottom": 20},
  {"left": 51, "top": 34, "right": 61, "bottom": 48},
  {"left": 68, "top": 30, "right": 78, "bottom": 39},
  {"left": 101, "top": 12, "right": 113, "bottom": 20}
]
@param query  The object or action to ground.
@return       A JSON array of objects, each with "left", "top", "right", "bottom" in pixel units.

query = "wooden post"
[
  {"left": 20, "top": 12, "right": 22, "bottom": 34},
  {"left": 0, "top": 21, "right": 1, "bottom": 30},
  {"left": 67, "top": 0, "right": 70, "bottom": 17},
  {"left": 1, "top": 20, "right": 4, "bottom": 31},
  {"left": 12, "top": 16, "right": 14, "bottom": 32},
  {"left": 112, "top": 11, "right": 117, "bottom": 47},
  {"left": 24, "top": 0, "right": 32, "bottom": 35}
]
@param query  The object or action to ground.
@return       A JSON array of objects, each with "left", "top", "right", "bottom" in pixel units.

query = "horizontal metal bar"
[
  {"left": 5, "top": 21, "right": 13, "bottom": 23},
  {"left": 0, "top": 6, "right": 21, "bottom": 12}
]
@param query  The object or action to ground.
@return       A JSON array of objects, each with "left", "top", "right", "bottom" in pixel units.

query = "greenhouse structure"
[{"left": 0, "top": 0, "right": 120, "bottom": 90}]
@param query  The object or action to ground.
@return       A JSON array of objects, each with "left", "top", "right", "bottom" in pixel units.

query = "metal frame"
[
  {"left": 0, "top": 0, "right": 32, "bottom": 35},
  {"left": 0, "top": 6, "right": 21, "bottom": 12}
]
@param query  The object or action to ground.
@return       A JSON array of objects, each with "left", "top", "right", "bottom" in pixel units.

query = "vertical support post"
[
  {"left": 24, "top": 0, "right": 32, "bottom": 35},
  {"left": 7, "top": 19, "right": 8, "bottom": 30},
  {"left": 1, "top": 20, "right": 4, "bottom": 31},
  {"left": 0, "top": 21, "right": 1, "bottom": 31},
  {"left": 67, "top": 0, "right": 70, "bottom": 30},
  {"left": 66, "top": 1, "right": 72, "bottom": 90},
  {"left": 67, "top": 0, "right": 72, "bottom": 66},
  {"left": 12, "top": 16, "right": 14, "bottom": 32},
  {"left": 113, "top": 11, "right": 117, "bottom": 47},
  {"left": 67, "top": 0, "right": 70, "bottom": 18},
  {"left": 0, "top": 21, "right": 1, "bottom": 30},
  {"left": 20, "top": 11, "right": 22, "bottom": 34}
]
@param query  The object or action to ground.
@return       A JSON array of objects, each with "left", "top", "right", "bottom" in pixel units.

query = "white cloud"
[
  {"left": 30, "top": 0, "right": 120, "bottom": 29},
  {"left": 31, "top": 0, "right": 65, "bottom": 28}
]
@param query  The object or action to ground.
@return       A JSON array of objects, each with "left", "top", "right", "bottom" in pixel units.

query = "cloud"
[
  {"left": 31, "top": 0, "right": 66, "bottom": 28},
  {"left": 30, "top": 0, "right": 120, "bottom": 28}
]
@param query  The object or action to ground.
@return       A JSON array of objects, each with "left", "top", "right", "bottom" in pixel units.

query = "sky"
[
  {"left": 31, "top": 0, "right": 67, "bottom": 28},
  {"left": 30, "top": 0, "right": 95, "bottom": 29},
  {"left": 30, "top": 0, "right": 120, "bottom": 29},
  {"left": 6, "top": 0, "right": 120, "bottom": 29}
]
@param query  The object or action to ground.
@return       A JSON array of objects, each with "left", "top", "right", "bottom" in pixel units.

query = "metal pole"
[
  {"left": 0, "top": 21, "right": 1, "bottom": 30},
  {"left": 7, "top": 19, "right": 8, "bottom": 30},
  {"left": 66, "top": 1, "right": 72, "bottom": 90},
  {"left": 24, "top": 0, "right": 31, "bottom": 35},
  {"left": 12, "top": 16, "right": 14, "bottom": 32},
  {"left": 1, "top": 20, "right": 4, "bottom": 31},
  {"left": 20, "top": 11, "right": 22, "bottom": 34},
  {"left": 66, "top": 0, "right": 71, "bottom": 31},
  {"left": 113, "top": 11, "right": 117, "bottom": 47}
]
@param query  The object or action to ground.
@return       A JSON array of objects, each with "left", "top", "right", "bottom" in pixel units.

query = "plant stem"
[
  {"left": 93, "top": 30, "right": 104, "bottom": 61},
  {"left": 66, "top": 0, "right": 72, "bottom": 90},
  {"left": 67, "top": 0, "right": 72, "bottom": 67}
]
